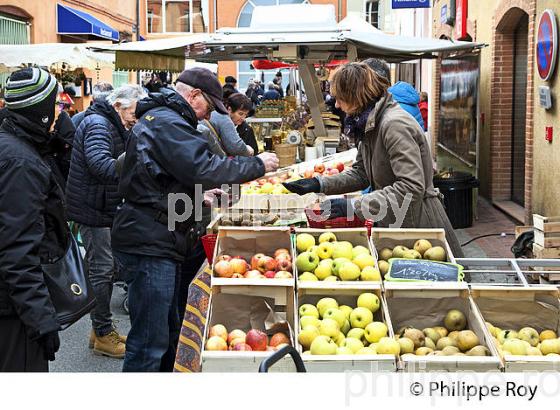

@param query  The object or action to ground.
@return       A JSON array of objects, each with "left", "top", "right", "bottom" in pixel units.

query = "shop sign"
[
  {"left": 391, "top": 0, "right": 431, "bottom": 9},
  {"left": 536, "top": 9, "right": 558, "bottom": 81},
  {"left": 455, "top": 0, "right": 468, "bottom": 39}
]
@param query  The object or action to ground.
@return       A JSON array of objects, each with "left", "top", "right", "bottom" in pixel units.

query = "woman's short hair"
[
  {"left": 330, "top": 62, "right": 390, "bottom": 114},
  {"left": 106, "top": 84, "right": 147, "bottom": 108},
  {"left": 225, "top": 93, "right": 252, "bottom": 113}
]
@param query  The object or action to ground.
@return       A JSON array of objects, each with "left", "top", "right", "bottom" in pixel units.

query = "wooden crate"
[
  {"left": 470, "top": 286, "right": 560, "bottom": 372},
  {"left": 294, "top": 228, "right": 380, "bottom": 286},
  {"left": 201, "top": 283, "right": 297, "bottom": 372},
  {"left": 384, "top": 283, "right": 502, "bottom": 372},
  {"left": 211, "top": 227, "right": 294, "bottom": 286},
  {"left": 296, "top": 285, "right": 397, "bottom": 372},
  {"left": 533, "top": 214, "right": 560, "bottom": 248},
  {"left": 370, "top": 228, "right": 455, "bottom": 263}
]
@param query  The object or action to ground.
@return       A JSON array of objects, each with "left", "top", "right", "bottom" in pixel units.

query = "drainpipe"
[
  {"left": 213, "top": 0, "right": 217, "bottom": 32},
  {"left": 338, "top": 0, "right": 342, "bottom": 21},
  {"left": 136, "top": 0, "right": 140, "bottom": 84}
]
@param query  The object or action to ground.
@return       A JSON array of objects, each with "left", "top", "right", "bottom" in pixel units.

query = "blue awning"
[{"left": 57, "top": 4, "right": 119, "bottom": 42}]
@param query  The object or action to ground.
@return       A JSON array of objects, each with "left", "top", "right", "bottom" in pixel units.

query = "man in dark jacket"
[
  {"left": 0, "top": 67, "right": 67, "bottom": 371},
  {"left": 66, "top": 84, "right": 146, "bottom": 359},
  {"left": 112, "top": 67, "right": 279, "bottom": 372},
  {"left": 71, "top": 82, "right": 114, "bottom": 129}
]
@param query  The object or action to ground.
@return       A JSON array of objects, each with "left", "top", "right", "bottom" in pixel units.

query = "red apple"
[
  {"left": 257, "top": 178, "right": 267, "bottom": 186},
  {"left": 230, "top": 258, "right": 248, "bottom": 275},
  {"left": 269, "top": 332, "right": 290, "bottom": 347},
  {"left": 229, "top": 337, "right": 246, "bottom": 348},
  {"left": 276, "top": 259, "right": 292, "bottom": 272},
  {"left": 304, "top": 169, "right": 314, "bottom": 178},
  {"left": 245, "top": 270, "right": 264, "bottom": 279},
  {"left": 257, "top": 256, "right": 277, "bottom": 273},
  {"left": 274, "top": 248, "right": 291, "bottom": 258},
  {"left": 328, "top": 168, "right": 340, "bottom": 175},
  {"left": 268, "top": 177, "right": 281, "bottom": 184},
  {"left": 233, "top": 343, "right": 253, "bottom": 351},
  {"left": 209, "top": 324, "right": 228, "bottom": 341},
  {"left": 335, "top": 162, "right": 345, "bottom": 172},
  {"left": 216, "top": 254, "right": 232, "bottom": 262},
  {"left": 227, "top": 329, "right": 246, "bottom": 345},
  {"left": 264, "top": 271, "right": 276, "bottom": 279},
  {"left": 214, "top": 260, "right": 233, "bottom": 278},
  {"left": 246, "top": 329, "right": 268, "bottom": 351},
  {"left": 314, "top": 163, "right": 325, "bottom": 173},
  {"left": 274, "top": 271, "right": 293, "bottom": 279},
  {"left": 251, "top": 253, "right": 266, "bottom": 270}
]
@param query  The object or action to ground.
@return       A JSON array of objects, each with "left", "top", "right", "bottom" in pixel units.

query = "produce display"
[
  {"left": 485, "top": 323, "right": 560, "bottom": 356},
  {"left": 301, "top": 162, "right": 346, "bottom": 178},
  {"left": 297, "top": 292, "right": 396, "bottom": 355},
  {"left": 214, "top": 249, "right": 293, "bottom": 279},
  {"left": 377, "top": 239, "right": 447, "bottom": 276},
  {"left": 220, "top": 211, "right": 302, "bottom": 227},
  {"left": 395, "top": 309, "right": 491, "bottom": 357},
  {"left": 295, "top": 232, "right": 381, "bottom": 282},
  {"left": 205, "top": 324, "right": 291, "bottom": 352}
]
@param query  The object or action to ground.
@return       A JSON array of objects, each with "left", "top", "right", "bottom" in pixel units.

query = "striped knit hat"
[{"left": 5, "top": 67, "right": 59, "bottom": 130}]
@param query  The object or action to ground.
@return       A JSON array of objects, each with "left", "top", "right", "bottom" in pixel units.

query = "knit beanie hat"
[{"left": 4, "top": 67, "right": 59, "bottom": 130}]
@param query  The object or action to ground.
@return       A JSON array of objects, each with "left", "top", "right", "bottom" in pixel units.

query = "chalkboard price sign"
[{"left": 385, "top": 258, "right": 464, "bottom": 282}]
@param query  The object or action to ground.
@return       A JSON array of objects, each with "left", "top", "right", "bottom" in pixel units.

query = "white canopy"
[{"left": 0, "top": 43, "right": 115, "bottom": 73}]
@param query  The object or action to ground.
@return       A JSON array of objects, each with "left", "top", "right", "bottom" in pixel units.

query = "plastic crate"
[{"left": 304, "top": 208, "right": 365, "bottom": 229}]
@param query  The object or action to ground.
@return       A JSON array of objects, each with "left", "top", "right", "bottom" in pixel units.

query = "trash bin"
[{"left": 433, "top": 170, "right": 479, "bottom": 229}]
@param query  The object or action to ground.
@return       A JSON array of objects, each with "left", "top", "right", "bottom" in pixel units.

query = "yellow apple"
[
  {"left": 398, "top": 337, "right": 415, "bottom": 354},
  {"left": 355, "top": 346, "right": 377, "bottom": 355},
  {"left": 357, "top": 292, "right": 380, "bottom": 313},
  {"left": 323, "top": 308, "right": 346, "bottom": 328},
  {"left": 540, "top": 339, "right": 560, "bottom": 355},
  {"left": 298, "top": 325, "right": 320, "bottom": 349},
  {"left": 318, "top": 232, "right": 337, "bottom": 243},
  {"left": 316, "top": 297, "right": 339, "bottom": 317},
  {"left": 540, "top": 330, "right": 557, "bottom": 341},
  {"left": 339, "top": 262, "right": 361, "bottom": 281},
  {"left": 339, "top": 305, "right": 353, "bottom": 320},
  {"left": 298, "top": 272, "right": 318, "bottom": 281},
  {"left": 350, "top": 307, "right": 374, "bottom": 329},
  {"left": 314, "top": 263, "right": 332, "bottom": 280},
  {"left": 336, "top": 346, "right": 354, "bottom": 355},
  {"left": 364, "top": 322, "right": 388, "bottom": 343},
  {"left": 351, "top": 245, "right": 370, "bottom": 259},
  {"left": 342, "top": 337, "right": 364, "bottom": 353},
  {"left": 296, "top": 233, "right": 315, "bottom": 252},
  {"left": 352, "top": 253, "right": 375, "bottom": 270},
  {"left": 360, "top": 266, "right": 381, "bottom": 281},
  {"left": 299, "top": 304, "right": 319, "bottom": 318},
  {"left": 376, "top": 337, "right": 400, "bottom": 355},
  {"left": 317, "top": 242, "right": 335, "bottom": 260},
  {"left": 332, "top": 241, "right": 353, "bottom": 260},
  {"left": 310, "top": 335, "right": 337, "bottom": 355},
  {"left": 299, "top": 315, "right": 321, "bottom": 329}
]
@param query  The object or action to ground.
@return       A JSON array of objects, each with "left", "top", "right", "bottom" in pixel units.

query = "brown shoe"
[
  {"left": 89, "top": 329, "right": 95, "bottom": 349},
  {"left": 93, "top": 330, "right": 126, "bottom": 359}
]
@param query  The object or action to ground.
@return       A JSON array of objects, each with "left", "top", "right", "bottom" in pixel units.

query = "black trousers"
[{"left": 0, "top": 317, "right": 48, "bottom": 372}]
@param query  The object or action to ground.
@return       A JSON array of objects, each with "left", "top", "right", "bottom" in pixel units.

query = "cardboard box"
[
  {"left": 296, "top": 285, "right": 397, "bottom": 372},
  {"left": 470, "top": 286, "right": 560, "bottom": 372},
  {"left": 384, "top": 284, "right": 502, "bottom": 372},
  {"left": 201, "top": 284, "right": 297, "bottom": 372}
]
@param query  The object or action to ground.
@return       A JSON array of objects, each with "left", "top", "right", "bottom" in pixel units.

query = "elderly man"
[
  {"left": 66, "top": 84, "right": 147, "bottom": 359},
  {"left": 112, "top": 68, "right": 279, "bottom": 372},
  {"left": 72, "top": 82, "right": 114, "bottom": 129}
]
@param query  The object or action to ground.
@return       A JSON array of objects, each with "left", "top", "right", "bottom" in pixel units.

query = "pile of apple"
[
  {"left": 213, "top": 249, "right": 294, "bottom": 279},
  {"left": 205, "top": 324, "right": 291, "bottom": 352},
  {"left": 485, "top": 323, "right": 560, "bottom": 356},
  {"left": 241, "top": 172, "right": 300, "bottom": 195},
  {"left": 298, "top": 293, "right": 398, "bottom": 355},
  {"left": 377, "top": 239, "right": 447, "bottom": 276},
  {"left": 302, "top": 162, "right": 345, "bottom": 178},
  {"left": 396, "top": 309, "right": 491, "bottom": 357},
  {"left": 295, "top": 232, "right": 381, "bottom": 282}
]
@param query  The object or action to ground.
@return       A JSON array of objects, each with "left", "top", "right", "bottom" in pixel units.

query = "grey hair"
[
  {"left": 174, "top": 82, "right": 194, "bottom": 97},
  {"left": 92, "top": 82, "right": 114, "bottom": 102},
  {"left": 267, "top": 81, "right": 275, "bottom": 90},
  {"left": 106, "top": 84, "right": 147, "bottom": 108}
]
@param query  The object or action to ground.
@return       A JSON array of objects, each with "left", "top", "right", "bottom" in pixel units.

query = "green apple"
[
  {"left": 310, "top": 335, "right": 337, "bottom": 355},
  {"left": 336, "top": 346, "right": 354, "bottom": 355},
  {"left": 298, "top": 272, "right": 318, "bottom": 281},
  {"left": 339, "top": 262, "right": 361, "bottom": 281},
  {"left": 323, "top": 308, "right": 346, "bottom": 328},
  {"left": 503, "top": 339, "right": 528, "bottom": 355},
  {"left": 497, "top": 329, "right": 518, "bottom": 344},
  {"left": 351, "top": 245, "right": 370, "bottom": 259},
  {"left": 316, "top": 297, "right": 339, "bottom": 318},
  {"left": 350, "top": 307, "right": 374, "bottom": 329},
  {"left": 518, "top": 327, "right": 540, "bottom": 347},
  {"left": 296, "top": 233, "right": 315, "bottom": 253},
  {"left": 319, "top": 318, "right": 340, "bottom": 338},
  {"left": 357, "top": 292, "right": 380, "bottom": 313},
  {"left": 364, "top": 322, "right": 388, "bottom": 343},
  {"left": 298, "top": 325, "right": 320, "bottom": 349},
  {"left": 318, "top": 232, "right": 337, "bottom": 243},
  {"left": 317, "top": 242, "right": 334, "bottom": 260},
  {"left": 308, "top": 245, "right": 320, "bottom": 257},
  {"left": 397, "top": 337, "right": 415, "bottom": 354},
  {"left": 332, "top": 241, "right": 353, "bottom": 260},
  {"left": 319, "top": 258, "right": 334, "bottom": 269},
  {"left": 376, "top": 337, "right": 400, "bottom": 355},
  {"left": 314, "top": 263, "right": 332, "bottom": 280},
  {"left": 356, "top": 346, "right": 377, "bottom": 355},
  {"left": 341, "top": 319, "right": 351, "bottom": 335},
  {"left": 300, "top": 315, "right": 321, "bottom": 329},
  {"left": 347, "top": 328, "right": 366, "bottom": 342},
  {"left": 360, "top": 266, "right": 381, "bottom": 281},
  {"left": 352, "top": 253, "right": 375, "bottom": 270},
  {"left": 342, "top": 337, "right": 364, "bottom": 353},
  {"left": 296, "top": 251, "right": 319, "bottom": 273},
  {"left": 332, "top": 257, "right": 351, "bottom": 276},
  {"left": 391, "top": 245, "right": 409, "bottom": 258},
  {"left": 323, "top": 276, "right": 338, "bottom": 282},
  {"left": 339, "top": 305, "right": 353, "bottom": 320},
  {"left": 299, "top": 304, "right": 319, "bottom": 318},
  {"left": 378, "top": 248, "right": 393, "bottom": 261}
]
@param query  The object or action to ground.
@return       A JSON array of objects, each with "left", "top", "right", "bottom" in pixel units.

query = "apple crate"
[
  {"left": 211, "top": 227, "right": 295, "bottom": 286},
  {"left": 370, "top": 228, "right": 455, "bottom": 263},
  {"left": 201, "top": 283, "right": 297, "bottom": 372},
  {"left": 296, "top": 285, "right": 398, "bottom": 372},
  {"left": 470, "top": 286, "right": 560, "bottom": 372},
  {"left": 294, "top": 228, "right": 380, "bottom": 287},
  {"left": 383, "top": 283, "right": 502, "bottom": 372}
]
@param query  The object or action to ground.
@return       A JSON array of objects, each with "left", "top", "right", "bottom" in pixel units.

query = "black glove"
[
  {"left": 320, "top": 198, "right": 356, "bottom": 219},
  {"left": 282, "top": 177, "right": 321, "bottom": 196},
  {"left": 38, "top": 331, "right": 60, "bottom": 361}
]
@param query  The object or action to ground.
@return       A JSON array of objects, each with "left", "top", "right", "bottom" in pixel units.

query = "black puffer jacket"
[
  {"left": 0, "top": 112, "right": 69, "bottom": 340},
  {"left": 66, "top": 100, "right": 127, "bottom": 227},
  {"left": 111, "top": 88, "right": 267, "bottom": 261}
]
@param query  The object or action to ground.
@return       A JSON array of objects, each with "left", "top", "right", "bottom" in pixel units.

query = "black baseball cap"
[{"left": 176, "top": 67, "right": 227, "bottom": 114}]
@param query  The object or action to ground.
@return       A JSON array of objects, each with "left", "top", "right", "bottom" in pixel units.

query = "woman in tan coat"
[{"left": 283, "top": 62, "right": 463, "bottom": 257}]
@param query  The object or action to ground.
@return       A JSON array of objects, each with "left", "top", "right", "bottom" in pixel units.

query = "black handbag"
[{"left": 42, "top": 233, "right": 96, "bottom": 329}]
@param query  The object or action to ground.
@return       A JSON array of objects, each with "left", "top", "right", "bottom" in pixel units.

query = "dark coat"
[
  {"left": 237, "top": 121, "right": 259, "bottom": 155},
  {"left": 65, "top": 100, "right": 127, "bottom": 227},
  {"left": 0, "top": 111, "right": 69, "bottom": 340},
  {"left": 111, "top": 88, "right": 267, "bottom": 261}
]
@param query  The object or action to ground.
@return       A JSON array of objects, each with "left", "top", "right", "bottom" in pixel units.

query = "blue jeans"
[{"left": 114, "top": 251, "right": 181, "bottom": 372}]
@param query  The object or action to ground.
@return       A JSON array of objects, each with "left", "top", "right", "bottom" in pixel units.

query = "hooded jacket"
[
  {"left": 111, "top": 88, "right": 266, "bottom": 261},
  {"left": 65, "top": 100, "right": 127, "bottom": 227},
  {"left": 388, "top": 82, "right": 425, "bottom": 130},
  {"left": 0, "top": 111, "right": 69, "bottom": 339}
]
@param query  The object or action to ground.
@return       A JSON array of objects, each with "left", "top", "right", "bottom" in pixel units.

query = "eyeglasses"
[{"left": 200, "top": 91, "right": 215, "bottom": 113}]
